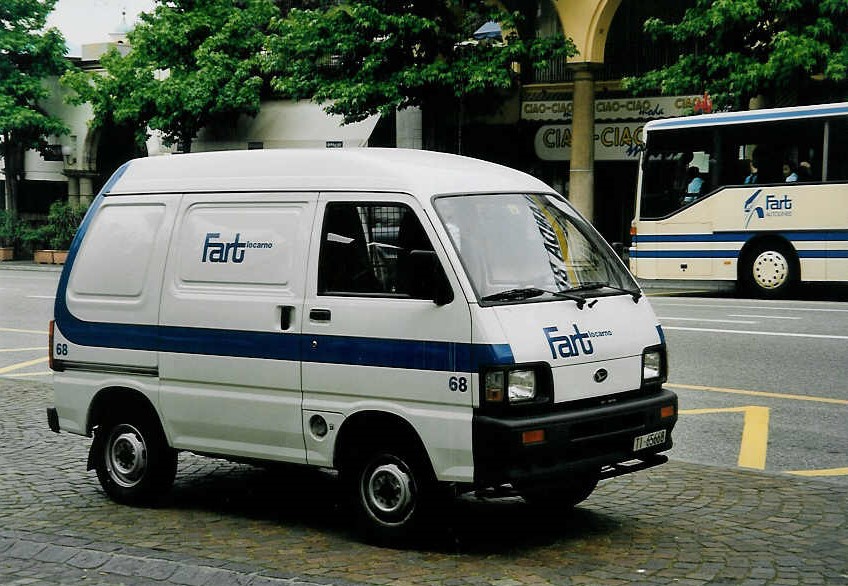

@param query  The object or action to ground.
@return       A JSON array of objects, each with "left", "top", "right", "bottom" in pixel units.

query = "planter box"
[
  {"left": 34, "top": 249, "right": 69, "bottom": 264},
  {"left": 0, "top": 247, "right": 13, "bottom": 262},
  {"left": 34, "top": 249, "right": 54, "bottom": 264}
]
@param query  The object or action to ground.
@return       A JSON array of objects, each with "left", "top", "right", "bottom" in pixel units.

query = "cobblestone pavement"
[{"left": 2, "top": 379, "right": 847, "bottom": 586}]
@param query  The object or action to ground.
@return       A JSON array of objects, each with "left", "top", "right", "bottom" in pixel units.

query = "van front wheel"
[
  {"left": 349, "top": 447, "right": 433, "bottom": 542},
  {"left": 94, "top": 415, "right": 177, "bottom": 506}
]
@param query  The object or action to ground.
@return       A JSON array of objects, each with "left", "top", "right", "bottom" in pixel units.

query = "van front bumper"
[{"left": 472, "top": 388, "right": 677, "bottom": 486}]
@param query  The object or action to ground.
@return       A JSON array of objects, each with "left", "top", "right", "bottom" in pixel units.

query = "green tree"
[
  {"left": 0, "top": 0, "right": 69, "bottom": 212},
  {"left": 264, "top": 1, "right": 576, "bottom": 150},
  {"left": 624, "top": 0, "right": 848, "bottom": 110},
  {"left": 63, "top": 0, "right": 280, "bottom": 153}
]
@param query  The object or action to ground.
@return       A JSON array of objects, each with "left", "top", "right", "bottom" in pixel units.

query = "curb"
[{"left": 0, "top": 261, "right": 63, "bottom": 273}]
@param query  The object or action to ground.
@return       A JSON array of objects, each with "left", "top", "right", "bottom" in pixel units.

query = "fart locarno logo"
[{"left": 202, "top": 232, "right": 274, "bottom": 263}]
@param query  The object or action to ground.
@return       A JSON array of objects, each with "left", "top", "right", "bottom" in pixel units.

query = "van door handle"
[
  {"left": 279, "top": 306, "right": 294, "bottom": 330},
  {"left": 309, "top": 308, "right": 332, "bottom": 322}
]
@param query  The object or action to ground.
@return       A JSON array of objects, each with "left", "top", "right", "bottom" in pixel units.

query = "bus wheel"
[
  {"left": 348, "top": 446, "right": 433, "bottom": 543},
  {"left": 742, "top": 243, "right": 796, "bottom": 298},
  {"left": 93, "top": 413, "right": 177, "bottom": 506}
]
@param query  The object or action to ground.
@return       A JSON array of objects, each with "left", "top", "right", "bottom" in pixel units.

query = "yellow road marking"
[
  {"left": 0, "top": 347, "right": 45, "bottom": 353},
  {"left": 0, "top": 357, "right": 49, "bottom": 374},
  {"left": 0, "top": 327, "right": 47, "bottom": 335},
  {"left": 668, "top": 382, "right": 848, "bottom": 406},
  {"left": 786, "top": 467, "right": 848, "bottom": 477},
  {"left": 679, "top": 406, "right": 770, "bottom": 470},
  {"left": 3, "top": 371, "right": 52, "bottom": 378},
  {"left": 738, "top": 406, "right": 770, "bottom": 470}
]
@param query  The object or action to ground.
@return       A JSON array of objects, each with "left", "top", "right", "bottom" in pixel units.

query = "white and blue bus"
[{"left": 629, "top": 102, "right": 848, "bottom": 297}]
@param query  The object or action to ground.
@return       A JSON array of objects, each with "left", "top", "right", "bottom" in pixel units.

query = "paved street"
[{"left": 2, "top": 377, "right": 847, "bottom": 585}]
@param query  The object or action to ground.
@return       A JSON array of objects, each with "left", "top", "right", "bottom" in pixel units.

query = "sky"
[{"left": 46, "top": 0, "right": 155, "bottom": 57}]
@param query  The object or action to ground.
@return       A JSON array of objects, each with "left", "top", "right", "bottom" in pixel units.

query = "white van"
[{"left": 47, "top": 148, "right": 677, "bottom": 541}]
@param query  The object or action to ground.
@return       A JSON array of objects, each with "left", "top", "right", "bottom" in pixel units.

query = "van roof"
[{"left": 106, "top": 148, "right": 555, "bottom": 199}]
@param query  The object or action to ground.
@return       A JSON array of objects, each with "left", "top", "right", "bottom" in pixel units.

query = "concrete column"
[
  {"left": 569, "top": 66, "right": 595, "bottom": 223},
  {"left": 396, "top": 107, "right": 423, "bottom": 150},
  {"left": 67, "top": 176, "right": 80, "bottom": 208},
  {"left": 79, "top": 176, "right": 94, "bottom": 207}
]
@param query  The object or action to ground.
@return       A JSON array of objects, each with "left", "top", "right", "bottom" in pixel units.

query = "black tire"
[
  {"left": 740, "top": 241, "right": 797, "bottom": 298},
  {"left": 93, "top": 412, "right": 177, "bottom": 506},
  {"left": 521, "top": 473, "right": 600, "bottom": 511},
  {"left": 347, "top": 445, "right": 434, "bottom": 543}
]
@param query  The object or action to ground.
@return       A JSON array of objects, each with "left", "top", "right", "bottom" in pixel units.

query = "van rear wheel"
[{"left": 93, "top": 413, "right": 177, "bottom": 506}]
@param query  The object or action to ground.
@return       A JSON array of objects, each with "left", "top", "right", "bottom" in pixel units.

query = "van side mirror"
[{"left": 407, "top": 250, "right": 454, "bottom": 306}]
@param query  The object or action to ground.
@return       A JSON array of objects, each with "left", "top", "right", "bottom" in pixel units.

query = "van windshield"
[{"left": 433, "top": 193, "right": 638, "bottom": 304}]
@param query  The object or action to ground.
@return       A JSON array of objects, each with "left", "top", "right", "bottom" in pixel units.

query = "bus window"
[
  {"left": 638, "top": 116, "right": 832, "bottom": 220},
  {"left": 827, "top": 119, "right": 848, "bottom": 181}
]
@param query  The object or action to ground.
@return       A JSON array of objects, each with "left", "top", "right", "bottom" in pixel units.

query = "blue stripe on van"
[
  {"left": 55, "top": 317, "right": 514, "bottom": 372},
  {"left": 54, "top": 166, "right": 514, "bottom": 373}
]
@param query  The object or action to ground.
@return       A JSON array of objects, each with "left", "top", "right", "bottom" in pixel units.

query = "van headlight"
[
  {"left": 483, "top": 365, "right": 551, "bottom": 406},
  {"left": 508, "top": 369, "right": 536, "bottom": 403},
  {"left": 642, "top": 346, "right": 667, "bottom": 385}
]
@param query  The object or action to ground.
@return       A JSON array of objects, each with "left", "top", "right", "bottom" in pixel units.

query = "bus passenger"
[
  {"left": 744, "top": 160, "right": 759, "bottom": 184},
  {"left": 682, "top": 166, "right": 703, "bottom": 205},
  {"left": 783, "top": 160, "right": 799, "bottom": 182}
]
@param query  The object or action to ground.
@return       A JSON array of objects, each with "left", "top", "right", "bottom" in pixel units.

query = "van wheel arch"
[
  {"left": 334, "top": 410, "right": 432, "bottom": 474},
  {"left": 87, "top": 386, "right": 161, "bottom": 437},
  {"left": 738, "top": 235, "right": 799, "bottom": 298}
]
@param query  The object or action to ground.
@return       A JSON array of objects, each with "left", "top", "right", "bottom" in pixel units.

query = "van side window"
[{"left": 317, "top": 203, "right": 438, "bottom": 298}]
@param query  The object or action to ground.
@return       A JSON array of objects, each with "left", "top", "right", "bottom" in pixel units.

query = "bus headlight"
[{"left": 642, "top": 346, "right": 667, "bottom": 385}]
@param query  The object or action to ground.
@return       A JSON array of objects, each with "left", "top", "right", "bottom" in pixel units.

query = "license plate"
[{"left": 633, "top": 429, "right": 666, "bottom": 451}]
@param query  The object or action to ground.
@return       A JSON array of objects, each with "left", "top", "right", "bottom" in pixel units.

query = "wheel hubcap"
[
  {"left": 366, "top": 463, "right": 413, "bottom": 517},
  {"left": 752, "top": 250, "right": 789, "bottom": 290},
  {"left": 106, "top": 425, "right": 147, "bottom": 488}
]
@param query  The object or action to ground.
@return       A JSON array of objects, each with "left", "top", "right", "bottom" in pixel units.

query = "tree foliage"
[
  {"left": 624, "top": 0, "right": 848, "bottom": 110},
  {"left": 0, "top": 0, "right": 69, "bottom": 211},
  {"left": 263, "top": 2, "right": 576, "bottom": 125},
  {"left": 63, "top": 0, "right": 280, "bottom": 153}
]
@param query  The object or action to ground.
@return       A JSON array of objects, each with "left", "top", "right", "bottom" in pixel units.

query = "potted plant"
[
  {"left": 23, "top": 201, "right": 87, "bottom": 264},
  {"left": 0, "top": 210, "right": 21, "bottom": 261}
]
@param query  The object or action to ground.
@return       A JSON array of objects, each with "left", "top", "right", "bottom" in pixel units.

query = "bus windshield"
[
  {"left": 639, "top": 114, "right": 848, "bottom": 219},
  {"left": 434, "top": 193, "right": 638, "bottom": 303}
]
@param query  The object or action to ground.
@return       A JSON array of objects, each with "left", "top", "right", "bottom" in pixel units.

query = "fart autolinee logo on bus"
[
  {"left": 202, "top": 232, "right": 273, "bottom": 263},
  {"left": 744, "top": 189, "right": 794, "bottom": 227}
]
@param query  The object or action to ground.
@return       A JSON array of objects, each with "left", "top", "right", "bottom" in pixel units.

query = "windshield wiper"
[
  {"left": 569, "top": 281, "right": 642, "bottom": 303},
  {"left": 482, "top": 287, "right": 589, "bottom": 309},
  {"left": 481, "top": 288, "right": 547, "bottom": 302}
]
